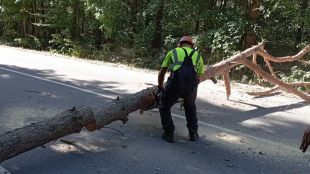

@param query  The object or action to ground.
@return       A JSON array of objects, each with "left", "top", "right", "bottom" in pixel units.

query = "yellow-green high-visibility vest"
[{"left": 161, "top": 47, "right": 205, "bottom": 75}]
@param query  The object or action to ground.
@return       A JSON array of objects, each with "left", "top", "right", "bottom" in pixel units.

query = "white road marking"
[
  {"left": 0, "top": 66, "right": 300, "bottom": 152},
  {"left": 0, "top": 66, "right": 115, "bottom": 99},
  {"left": 0, "top": 165, "right": 11, "bottom": 174}
]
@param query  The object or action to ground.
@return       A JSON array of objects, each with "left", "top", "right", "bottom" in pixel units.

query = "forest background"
[{"left": 0, "top": 0, "right": 309, "bottom": 85}]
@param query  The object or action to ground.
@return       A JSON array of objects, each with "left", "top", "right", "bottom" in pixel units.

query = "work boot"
[
  {"left": 189, "top": 132, "right": 199, "bottom": 141},
  {"left": 162, "top": 132, "right": 174, "bottom": 143}
]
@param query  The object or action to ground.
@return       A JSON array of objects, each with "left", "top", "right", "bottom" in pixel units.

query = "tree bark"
[
  {"left": 257, "top": 44, "right": 310, "bottom": 62},
  {"left": 0, "top": 107, "right": 94, "bottom": 162},
  {"left": 202, "top": 42, "right": 264, "bottom": 80},
  {"left": 264, "top": 58, "right": 276, "bottom": 78},
  {"left": 0, "top": 88, "right": 155, "bottom": 162},
  {"left": 239, "top": 58, "right": 310, "bottom": 102},
  {"left": 223, "top": 70, "right": 231, "bottom": 99}
]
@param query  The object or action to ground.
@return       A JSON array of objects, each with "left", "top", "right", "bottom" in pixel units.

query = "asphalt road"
[{"left": 0, "top": 45, "right": 310, "bottom": 174}]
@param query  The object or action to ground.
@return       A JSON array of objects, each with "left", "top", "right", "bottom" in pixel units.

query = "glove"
[
  {"left": 300, "top": 127, "right": 310, "bottom": 153},
  {"left": 158, "top": 85, "right": 164, "bottom": 92},
  {"left": 155, "top": 86, "right": 163, "bottom": 105},
  {"left": 85, "top": 120, "right": 97, "bottom": 132}
]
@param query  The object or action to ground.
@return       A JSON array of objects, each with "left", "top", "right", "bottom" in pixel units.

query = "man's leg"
[
  {"left": 183, "top": 86, "right": 199, "bottom": 141},
  {"left": 159, "top": 79, "right": 179, "bottom": 142}
]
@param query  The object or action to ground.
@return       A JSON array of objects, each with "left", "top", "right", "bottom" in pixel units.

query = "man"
[
  {"left": 300, "top": 127, "right": 310, "bottom": 153},
  {"left": 157, "top": 36, "right": 205, "bottom": 143}
]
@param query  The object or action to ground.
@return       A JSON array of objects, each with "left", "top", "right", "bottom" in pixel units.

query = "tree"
[
  {"left": 0, "top": 0, "right": 309, "bottom": 81},
  {"left": 243, "top": 0, "right": 260, "bottom": 49}
]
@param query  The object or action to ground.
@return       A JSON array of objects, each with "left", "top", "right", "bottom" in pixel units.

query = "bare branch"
[
  {"left": 247, "top": 82, "right": 310, "bottom": 97},
  {"left": 247, "top": 87, "right": 279, "bottom": 97},
  {"left": 202, "top": 42, "right": 264, "bottom": 80},
  {"left": 264, "top": 58, "right": 277, "bottom": 78},
  {"left": 222, "top": 70, "right": 231, "bottom": 99},
  {"left": 257, "top": 44, "right": 310, "bottom": 63},
  {"left": 238, "top": 58, "right": 310, "bottom": 102}
]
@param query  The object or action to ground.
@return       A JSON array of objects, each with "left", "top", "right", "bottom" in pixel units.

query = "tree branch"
[
  {"left": 238, "top": 58, "right": 310, "bottom": 102},
  {"left": 247, "top": 82, "right": 310, "bottom": 97},
  {"left": 222, "top": 70, "right": 231, "bottom": 99},
  {"left": 257, "top": 44, "right": 310, "bottom": 63}
]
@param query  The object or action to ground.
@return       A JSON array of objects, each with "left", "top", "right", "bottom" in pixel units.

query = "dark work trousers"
[{"left": 159, "top": 76, "right": 198, "bottom": 135}]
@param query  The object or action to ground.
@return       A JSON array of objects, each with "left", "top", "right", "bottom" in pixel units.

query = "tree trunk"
[
  {"left": 0, "top": 107, "right": 94, "bottom": 162},
  {"left": 0, "top": 23, "right": 3, "bottom": 36},
  {"left": 129, "top": 0, "right": 140, "bottom": 43},
  {"left": 72, "top": 0, "right": 81, "bottom": 37},
  {"left": 243, "top": 0, "right": 260, "bottom": 49},
  {"left": 32, "top": 1, "right": 38, "bottom": 38},
  {"left": 195, "top": 20, "right": 200, "bottom": 33},
  {"left": 40, "top": 1, "right": 49, "bottom": 49},
  {"left": 295, "top": 0, "right": 309, "bottom": 49},
  {"left": 94, "top": 27, "right": 102, "bottom": 48},
  {"left": 151, "top": 0, "right": 165, "bottom": 48},
  {"left": 0, "top": 87, "right": 155, "bottom": 162}
]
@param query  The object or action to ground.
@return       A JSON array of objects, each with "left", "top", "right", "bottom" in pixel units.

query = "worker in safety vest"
[
  {"left": 157, "top": 36, "right": 205, "bottom": 143},
  {"left": 300, "top": 127, "right": 310, "bottom": 153}
]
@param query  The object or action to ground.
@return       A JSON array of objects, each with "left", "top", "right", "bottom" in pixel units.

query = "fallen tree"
[
  {"left": 202, "top": 43, "right": 310, "bottom": 101},
  {"left": 0, "top": 43, "right": 309, "bottom": 162},
  {"left": 0, "top": 88, "right": 155, "bottom": 162}
]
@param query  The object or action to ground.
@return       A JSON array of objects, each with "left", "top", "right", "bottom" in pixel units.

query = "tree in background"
[{"left": 0, "top": 0, "right": 309, "bottom": 82}]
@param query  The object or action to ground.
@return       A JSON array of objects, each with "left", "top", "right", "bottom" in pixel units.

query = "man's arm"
[
  {"left": 196, "top": 54, "right": 205, "bottom": 84},
  {"left": 300, "top": 127, "right": 310, "bottom": 153},
  {"left": 158, "top": 67, "right": 168, "bottom": 89}
]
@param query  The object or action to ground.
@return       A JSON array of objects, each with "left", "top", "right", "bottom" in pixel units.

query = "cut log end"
[{"left": 84, "top": 120, "right": 97, "bottom": 132}]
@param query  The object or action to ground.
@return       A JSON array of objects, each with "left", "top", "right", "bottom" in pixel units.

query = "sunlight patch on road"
[
  {"left": 216, "top": 132, "right": 243, "bottom": 144},
  {"left": 49, "top": 143, "right": 80, "bottom": 153},
  {"left": 240, "top": 113, "right": 309, "bottom": 131},
  {"left": 241, "top": 119, "right": 273, "bottom": 128},
  {"left": 0, "top": 74, "right": 11, "bottom": 79},
  {"left": 49, "top": 141, "right": 107, "bottom": 154}
]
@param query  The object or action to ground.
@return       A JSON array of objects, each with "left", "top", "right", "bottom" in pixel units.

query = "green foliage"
[
  {"left": 49, "top": 30, "right": 76, "bottom": 54},
  {"left": 13, "top": 35, "right": 42, "bottom": 49},
  {"left": 280, "top": 65, "right": 310, "bottom": 91},
  {"left": 0, "top": 0, "right": 309, "bottom": 83},
  {"left": 203, "top": 13, "right": 248, "bottom": 62},
  {"left": 280, "top": 66, "right": 310, "bottom": 82}
]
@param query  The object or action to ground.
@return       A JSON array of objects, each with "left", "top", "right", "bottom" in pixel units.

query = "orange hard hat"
[{"left": 178, "top": 36, "right": 194, "bottom": 46}]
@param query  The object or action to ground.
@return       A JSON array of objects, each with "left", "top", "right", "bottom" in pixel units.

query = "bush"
[{"left": 280, "top": 66, "right": 310, "bottom": 91}]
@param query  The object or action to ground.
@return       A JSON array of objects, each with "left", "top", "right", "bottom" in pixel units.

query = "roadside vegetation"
[{"left": 0, "top": 0, "right": 309, "bottom": 85}]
